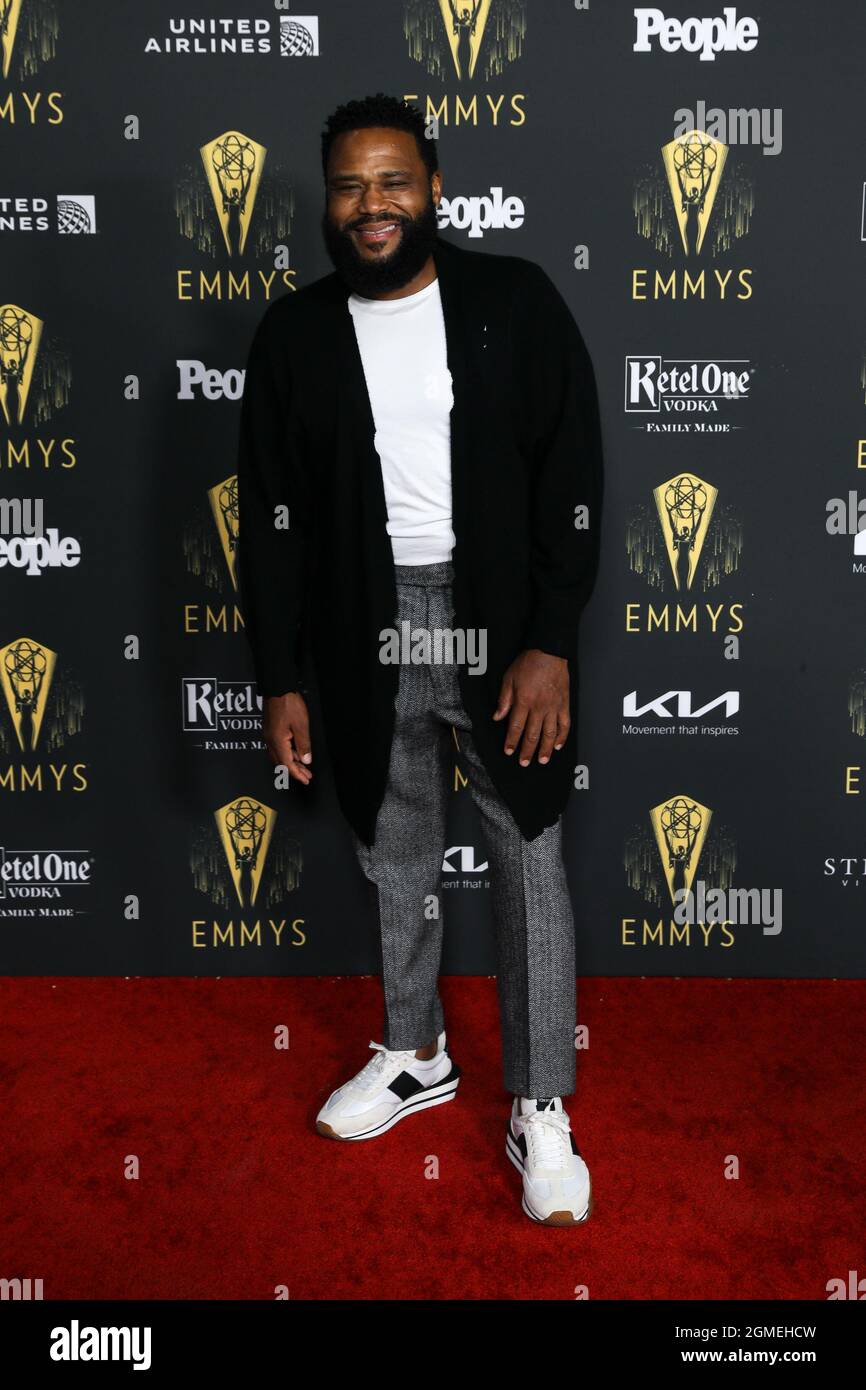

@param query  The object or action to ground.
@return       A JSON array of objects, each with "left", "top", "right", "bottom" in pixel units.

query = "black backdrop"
[{"left": 3, "top": 0, "right": 865, "bottom": 980}]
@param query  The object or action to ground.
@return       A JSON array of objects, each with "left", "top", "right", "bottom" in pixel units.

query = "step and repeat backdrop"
[{"left": 3, "top": 0, "right": 865, "bottom": 978}]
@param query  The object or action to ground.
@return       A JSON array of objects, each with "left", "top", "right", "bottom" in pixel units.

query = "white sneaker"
[
  {"left": 506, "top": 1096, "right": 592, "bottom": 1225},
  {"left": 315, "top": 1030, "right": 461, "bottom": 1140}
]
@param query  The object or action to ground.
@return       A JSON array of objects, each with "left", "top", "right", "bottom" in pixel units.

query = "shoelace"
[
  {"left": 524, "top": 1104, "right": 573, "bottom": 1170},
  {"left": 352, "top": 1040, "right": 417, "bottom": 1093}
]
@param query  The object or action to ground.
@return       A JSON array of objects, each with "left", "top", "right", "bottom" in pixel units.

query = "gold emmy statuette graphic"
[
  {"left": 661, "top": 129, "right": 728, "bottom": 256},
  {"left": 654, "top": 472, "right": 718, "bottom": 591},
  {"left": 0, "top": 0, "right": 23, "bottom": 79},
  {"left": 650, "top": 794, "right": 713, "bottom": 905},
  {"left": 215, "top": 796, "right": 277, "bottom": 909},
  {"left": 439, "top": 0, "right": 492, "bottom": 79},
  {"left": 207, "top": 474, "right": 239, "bottom": 590},
  {"left": 0, "top": 304, "right": 43, "bottom": 427},
  {"left": 0, "top": 637, "right": 56, "bottom": 753},
  {"left": 200, "top": 130, "right": 266, "bottom": 258}
]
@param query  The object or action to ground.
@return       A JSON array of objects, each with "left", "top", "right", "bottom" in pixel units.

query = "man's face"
[{"left": 321, "top": 126, "right": 441, "bottom": 296}]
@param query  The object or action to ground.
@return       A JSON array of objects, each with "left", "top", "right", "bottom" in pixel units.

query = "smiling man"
[{"left": 236, "top": 94, "right": 603, "bottom": 1226}]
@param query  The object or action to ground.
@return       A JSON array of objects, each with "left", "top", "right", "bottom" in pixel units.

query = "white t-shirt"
[{"left": 347, "top": 276, "right": 455, "bottom": 565}]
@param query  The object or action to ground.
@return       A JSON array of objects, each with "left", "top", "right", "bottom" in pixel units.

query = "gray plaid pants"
[{"left": 352, "top": 560, "right": 577, "bottom": 1098}]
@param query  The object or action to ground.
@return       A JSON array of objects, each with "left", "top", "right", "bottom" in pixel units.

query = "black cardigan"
[{"left": 236, "top": 234, "right": 603, "bottom": 845}]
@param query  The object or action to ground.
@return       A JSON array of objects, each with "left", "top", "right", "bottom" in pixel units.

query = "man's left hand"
[{"left": 493, "top": 649, "right": 570, "bottom": 766}]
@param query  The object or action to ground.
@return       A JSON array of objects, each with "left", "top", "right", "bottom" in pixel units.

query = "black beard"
[{"left": 320, "top": 196, "right": 440, "bottom": 297}]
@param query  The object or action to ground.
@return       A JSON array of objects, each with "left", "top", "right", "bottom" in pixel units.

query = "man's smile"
[{"left": 353, "top": 220, "right": 401, "bottom": 247}]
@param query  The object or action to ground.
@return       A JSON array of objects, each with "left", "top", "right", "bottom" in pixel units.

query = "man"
[{"left": 237, "top": 93, "right": 603, "bottom": 1225}]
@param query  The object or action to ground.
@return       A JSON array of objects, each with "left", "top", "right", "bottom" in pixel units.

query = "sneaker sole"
[
  {"left": 316, "top": 1069, "right": 461, "bottom": 1141},
  {"left": 505, "top": 1127, "right": 592, "bottom": 1225}
]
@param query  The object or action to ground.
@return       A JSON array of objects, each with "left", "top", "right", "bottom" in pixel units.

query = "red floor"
[{"left": 1, "top": 975, "right": 863, "bottom": 1300}]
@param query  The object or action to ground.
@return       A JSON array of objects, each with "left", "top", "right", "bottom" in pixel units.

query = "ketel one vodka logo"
[
  {"left": 650, "top": 793, "right": 712, "bottom": 904},
  {"left": 1, "top": 303, "right": 42, "bottom": 427},
  {"left": 0, "top": 636, "right": 55, "bottom": 752},
  {"left": 215, "top": 796, "right": 276, "bottom": 908},
  {"left": 633, "top": 129, "right": 753, "bottom": 300}
]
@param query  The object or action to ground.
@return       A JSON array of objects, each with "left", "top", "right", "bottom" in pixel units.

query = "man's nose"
[{"left": 357, "top": 187, "right": 391, "bottom": 217}]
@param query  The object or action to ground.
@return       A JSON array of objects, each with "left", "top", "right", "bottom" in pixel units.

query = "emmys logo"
[
  {"left": 176, "top": 131, "right": 297, "bottom": 301},
  {"left": 208, "top": 475, "right": 239, "bottom": 589},
  {"left": 182, "top": 478, "right": 244, "bottom": 634},
  {"left": 0, "top": 637, "right": 56, "bottom": 753},
  {"left": 651, "top": 793, "right": 712, "bottom": 904},
  {"left": 436, "top": 187, "right": 524, "bottom": 238},
  {"left": 654, "top": 473, "right": 718, "bottom": 591},
  {"left": 626, "top": 473, "right": 744, "bottom": 632},
  {"left": 633, "top": 8, "right": 759, "bottom": 61},
  {"left": 190, "top": 797, "right": 304, "bottom": 949},
  {"left": 200, "top": 130, "right": 266, "bottom": 258},
  {"left": 214, "top": 796, "right": 276, "bottom": 909},
  {"left": 850, "top": 671, "right": 866, "bottom": 737},
  {"left": 1, "top": 303, "right": 43, "bottom": 425},
  {"left": 632, "top": 130, "right": 754, "bottom": 300},
  {"left": 623, "top": 792, "right": 738, "bottom": 943},
  {"left": 663, "top": 129, "right": 728, "bottom": 257},
  {"left": 403, "top": 1, "right": 527, "bottom": 126},
  {"left": 1, "top": 0, "right": 61, "bottom": 119},
  {"left": 0, "top": 636, "right": 87, "bottom": 791}
]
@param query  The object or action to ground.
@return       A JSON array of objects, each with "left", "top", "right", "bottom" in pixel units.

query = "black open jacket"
[{"left": 236, "top": 234, "right": 603, "bottom": 845}]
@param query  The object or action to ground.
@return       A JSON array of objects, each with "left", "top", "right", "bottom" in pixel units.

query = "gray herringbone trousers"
[{"left": 352, "top": 560, "right": 577, "bottom": 1098}]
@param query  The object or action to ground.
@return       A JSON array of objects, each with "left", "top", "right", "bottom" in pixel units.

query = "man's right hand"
[{"left": 263, "top": 692, "right": 312, "bottom": 785}]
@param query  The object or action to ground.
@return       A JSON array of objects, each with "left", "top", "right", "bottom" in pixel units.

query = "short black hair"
[{"left": 321, "top": 92, "right": 438, "bottom": 183}]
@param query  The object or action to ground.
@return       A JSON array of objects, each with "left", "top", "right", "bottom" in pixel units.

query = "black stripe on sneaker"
[
  {"left": 570, "top": 1133, "right": 581, "bottom": 1156},
  {"left": 386, "top": 1070, "right": 427, "bottom": 1101}
]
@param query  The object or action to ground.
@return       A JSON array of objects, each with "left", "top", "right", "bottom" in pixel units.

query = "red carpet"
[{"left": 1, "top": 976, "right": 863, "bottom": 1301}]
